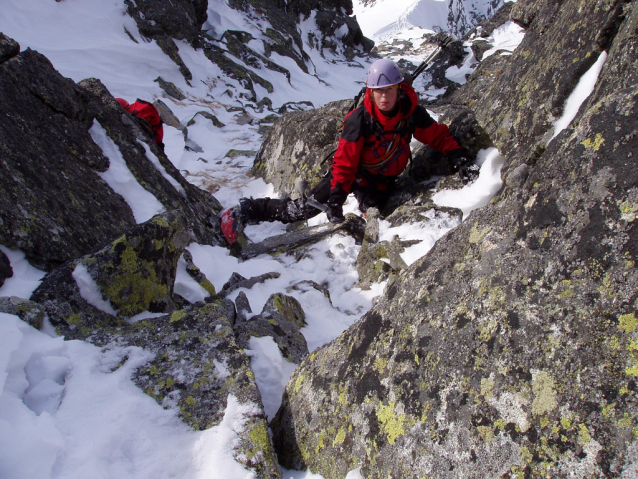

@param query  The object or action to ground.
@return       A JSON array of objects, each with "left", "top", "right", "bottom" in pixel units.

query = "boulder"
[
  {"left": 251, "top": 99, "right": 350, "bottom": 196},
  {"left": 262, "top": 292, "right": 306, "bottom": 330},
  {"left": 30, "top": 210, "right": 196, "bottom": 338},
  {"left": 234, "top": 293, "right": 309, "bottom": 364}
]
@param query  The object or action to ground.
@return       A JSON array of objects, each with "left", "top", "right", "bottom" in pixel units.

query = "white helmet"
[{"left": 366, "top": 59, "right": 404, "bottom": 88}]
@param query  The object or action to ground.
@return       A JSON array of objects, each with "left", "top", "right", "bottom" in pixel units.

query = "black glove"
[
  {"left": 459, "top": 163, "right": 480, "bottom": 184},
  {"left": 326, "top": 183, "right": 348, "bottom": 223},
  {"left": 447, "top": 148, "right": 473, "bottom": 172},
  {"left": 448, "top": 149, "right": 478, "bottom": 184}
]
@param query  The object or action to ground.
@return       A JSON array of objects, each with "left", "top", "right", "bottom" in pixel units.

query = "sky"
[{"left": 0, "top": 0, "right": 607, "bottom": 477}]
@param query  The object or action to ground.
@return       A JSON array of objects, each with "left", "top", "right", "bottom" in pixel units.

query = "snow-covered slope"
[{"left": 353, "top": 0, "right": 507, "bottom": 41}]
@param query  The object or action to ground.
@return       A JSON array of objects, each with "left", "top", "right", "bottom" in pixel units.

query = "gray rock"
[
  {"left": 31, "top": 210, "right": 196, "bottom": 337},
  {"left": 219, "top": 272, "right": 282, "bottom": 298},
  {"left": 234, "top": 291, "right": 253, "bottom": 322},
  {"left": 154, "top": 76, "right": 186, "bottom": 100},
  {"left": 0, "top": 33, "right": 20, "bottom": 63},
  {"left": 188, "top": 111, "right": 225, "bottom": 128},
  {"left": 124, "top": 0, "right": 205, "bottom": 43},
  {"left": 154, "top": 99, "right": 187, "bottom": 134},
  {"left": 262, "top": 293, "right": 306, "bottom": 330},
  {"left": 88, "top": 302, "right": 283, "bottom": 478},
  {"left": 251, "top": 99, "right": 351, "bottom": 196},
  {"left": 0, "top": 296, "right": 47, "bottom": 330},
  {"left": 234, "top": 310, "right": 309, "bottom": 364},
  {"left": 505, "top": 163, "right": 530, "bottom": 189},
  {"left": 0, "top": 46, "right": 225, "bottom": 272}
]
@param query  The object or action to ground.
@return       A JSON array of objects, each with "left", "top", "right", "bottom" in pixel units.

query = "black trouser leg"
[
  {"left": 353, "top": 178, "right": 395, "bottom": 213},
  {"left": 241, "top": 176, "right": 333, "bottom": 224}
]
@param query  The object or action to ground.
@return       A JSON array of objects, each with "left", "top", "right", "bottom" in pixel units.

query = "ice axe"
[
  {"left": 410, "top": 34, "right": 454, "bottom": 81},
  {"left": 295, "top": 178, "right": 310, "bottom": 227}
]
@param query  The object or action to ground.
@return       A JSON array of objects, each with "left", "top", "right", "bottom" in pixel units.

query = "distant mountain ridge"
[{"left": 354, "top": 0, "right": 506, "bottom": 39}]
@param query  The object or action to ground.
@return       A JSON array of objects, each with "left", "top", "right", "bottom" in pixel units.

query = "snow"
[
  {"left": 89, "top": 121, "right": 165, "bottom": 223},
  {"left": 72, "top": 263, "right": 118, "bottom": 317},
  {"left": 353, "top": 0, "right": 510, "bottom": 43},
  {"left": 551, "top": 51, "right": 608, "bottom": 141},
  {"left": 0, "top": 0, "right": 545, "bottom": 478},
  {"left": 480, "top": 20, "right": 526, "bottom": 60},
  {"left": 433, "top": 147, "right": 506, "bottom": 219},
  {"left": 353, "top": 0, "right": 449, "bottom": 42},
  {"left": 245, "top": 337, "right": 298, "bottom": 421},
  {"left": 0, "top": 246, "right": 46, "bottom": 299}
]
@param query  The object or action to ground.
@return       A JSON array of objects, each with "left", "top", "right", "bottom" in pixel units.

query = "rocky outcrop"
[
  {"left": 91, "top": 301, "right": 282, "bottom": 478},
  {"left": 234, "top": 293, "right": 310, "bottom": 364},
  {"left": 0, "top": 47, "right": 224, "bottom": 272},
  {"left": 270, "top": 0, "right": 638, "bottom": 477},
  {"left": 251, "top": 99, "right": 352, "bottom": 196},
  {"left": 0, "top": 32, "right": 20, "bottom": 63},
  {"left": 30, "top": 211, "right": 193, "bottom": 333}
]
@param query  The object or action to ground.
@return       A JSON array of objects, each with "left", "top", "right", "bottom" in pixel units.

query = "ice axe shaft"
[
  {"left": 412, "top": 34, "right": 454, "bottom": 80},
  {"left": 305, "top": 197, "right": 329, "bottom": 213},
  {"left": 295, "top": 178, "right": 310, "bottom": 227}
]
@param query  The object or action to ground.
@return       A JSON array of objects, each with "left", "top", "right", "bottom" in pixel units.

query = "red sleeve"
[
  {"left": 331, "top": 136, "right": 363, "bottom": 193},
  {"left": 413, "top": 121, "right": 461, "bottom": 154}
]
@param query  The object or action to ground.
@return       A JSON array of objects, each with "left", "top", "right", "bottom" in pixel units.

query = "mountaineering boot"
[{"left": 219, "top": 204, "right": 246, "bottom": 245}]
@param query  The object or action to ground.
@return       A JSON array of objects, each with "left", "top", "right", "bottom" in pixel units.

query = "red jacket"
[{"left": 331, "top": 83, "right": 461, "bottom": 192}]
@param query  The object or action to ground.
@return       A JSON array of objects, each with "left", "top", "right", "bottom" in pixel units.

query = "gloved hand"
[
  {"left": 459, "top": 163, "right": 480, "bottom": 184},
  {"left": 447, "top": 148, "right": 473, "bottom": 172},
  {"left": 448, "top": 149, "right": 478, "bottom": 184},
  {"left": 326, "top": 183, "right": 348, "bottom": 223}
]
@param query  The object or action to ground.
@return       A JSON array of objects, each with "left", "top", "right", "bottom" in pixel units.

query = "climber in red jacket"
[{"left": 220, "top": 58, "right": 477, "bottom": 245}]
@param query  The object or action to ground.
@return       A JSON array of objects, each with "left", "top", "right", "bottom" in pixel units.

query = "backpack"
[{"left": 117, "top": 98, "right": 164, "bottom": 146}]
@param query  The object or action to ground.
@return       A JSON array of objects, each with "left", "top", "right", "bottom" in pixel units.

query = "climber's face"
[{"left": 372, "top": 85, "right": 399, "bottom": 112}]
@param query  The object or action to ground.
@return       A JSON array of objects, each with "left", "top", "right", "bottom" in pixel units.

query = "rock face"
[
  {"left": 270, "top": 0, "right": 638, "bottom": 477},
  {"left": 251, "top": 99, "right": 352, "bottom": 196},
  {"left": 0, "top": 48, "right": 224, "bottom": 272}
]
